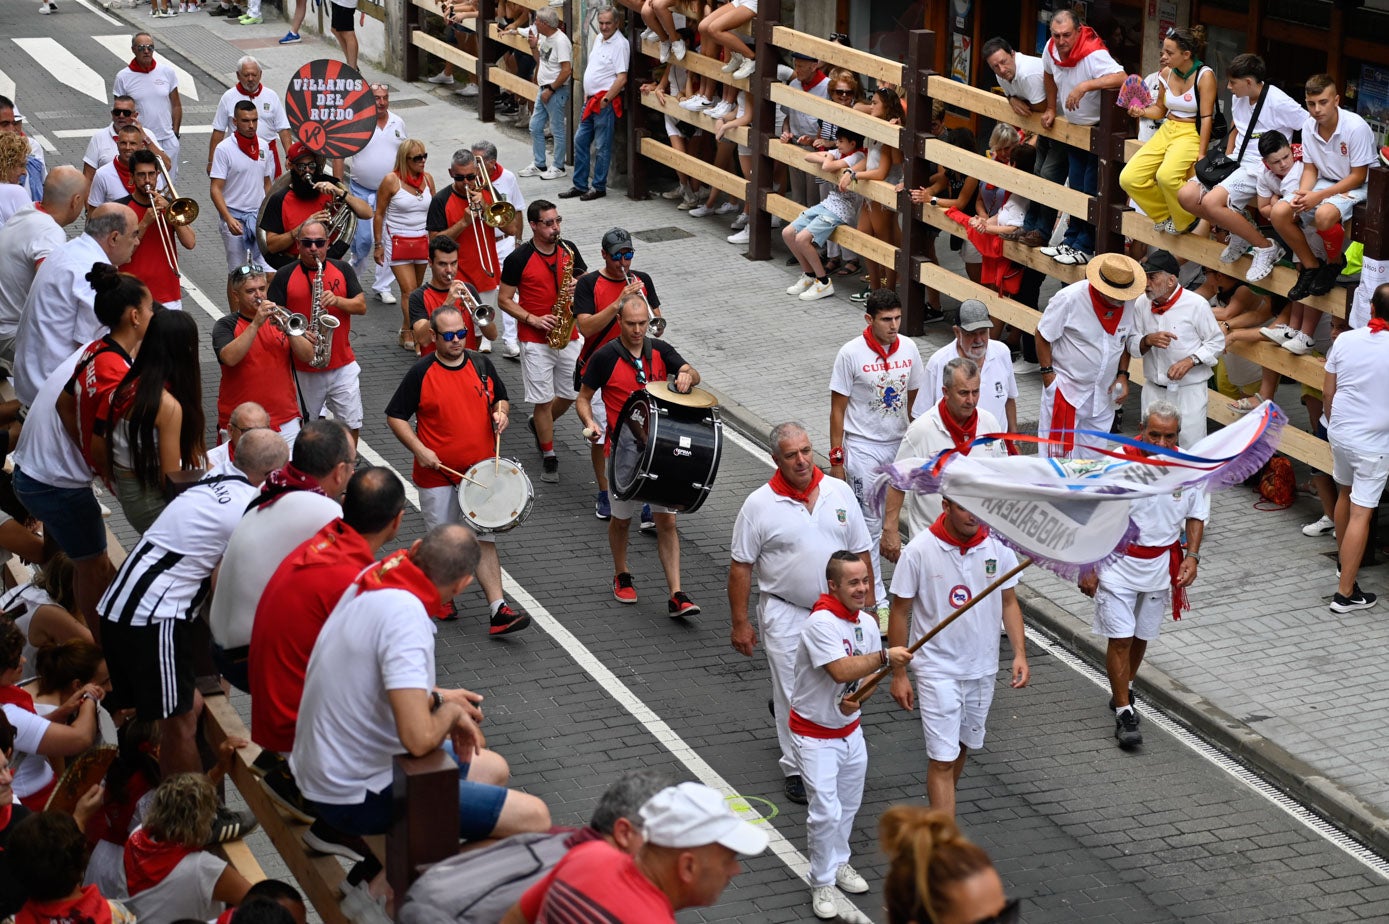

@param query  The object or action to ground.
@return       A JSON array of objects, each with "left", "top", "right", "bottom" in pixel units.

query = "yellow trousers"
[{"left": 1120, "top": 119, "right": 1201, "bottom": 228}]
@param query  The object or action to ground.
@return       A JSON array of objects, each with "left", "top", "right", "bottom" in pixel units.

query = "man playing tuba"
[{"left": 258, "top": 142, "right": 371, "bottom": 270}]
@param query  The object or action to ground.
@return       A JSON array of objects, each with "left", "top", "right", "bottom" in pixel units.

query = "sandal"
[
  {"left": 1229, "top": 395, "right": 1264, "bottom": 413},
  {"left": 823, "top": 256, "right": 844, "bottom": 275},
  {"left": 398, "top": 328, "right": 415, "bottom": 351},
  {"left": 835, "top": 260, "right": 861, "bottom": 277}
]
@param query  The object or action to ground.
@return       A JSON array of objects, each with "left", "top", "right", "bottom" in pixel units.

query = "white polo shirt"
[
  {"left": 1300, "top": 108, "right": 1376, "bottom": 185},
  {"left": 893, "top": 405, "right": 1005, "bottom": 538},
  {"left": 350, "top": 112, "right": 409, "bottom": 193},
  {"left": 12, "top": 346, "right": 92, "bottom": 488},
  {"left": 490, "top": 166, "right": 525, "bottom": 258},
  {"left": 113, "top": 62, "right": 181, "bottom": 142},
  {"left": 889, "top": 529, "right": 1020, "bottom": 679},
  {"left": 1127, "top": 287, "right": 1225, "bottom": 387},
  {"left": 0, "top": 206, "right": 65, "bottom": 341},
  {"left": 1042, "top": 43, "right": 1124, "bottom": 126},
  {"left": 210, "top": 135, "right": 274, "bottom": 214},
  {"left": 12, "top": 234, "right": 109, "bottom": 408},
  {"left": 583, "top": 30, "right": 629, "bottom": 98},
  {"left": 1229, "top": 84, "right": 1307, "bottom": 172},
  {"left": 829, "top": 333, "right": 924, "bottom": 445},
  {"left": 212, "top": 86, "right": 291, "bottom": 148},
  {"left": 1036, "top": 280, "right": 1136, "bottom": 417},
  {"left": 536, "top": 28, "right": 574, "bottom": 88},
  {"left": 996, "top": 52, "right": 1046, "bottom": 105},
  {"left": 1256, "top": 159, "right": 1304, "bottom": 202},
  {"left": 731, "top": 478, "right": 871, "bottom": 611},
  {"left": 1099, "top": 482, "right": 1208, "bottom": 592},
  {"left": 82, "top": 123, "right": 159, "bottom": 171},
  {"left": 916, "top": 339, "right": 1017, "bottom": 426},
  {"left": 1326, "top": 328, "right": 1389, "bottom": 454},
  {"left": 1350, "top": 256, "right": 1389, "bottom": 329},
  {"left": 790, "top": 607, "right": 881, "bottom": 732}
]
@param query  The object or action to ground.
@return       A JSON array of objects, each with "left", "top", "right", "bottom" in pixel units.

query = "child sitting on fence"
[
  {"left": 783, "top": 126, "right": 867, "bottom": 303},
  {"left": 1254, "top": 131, "right": 1327, "bottom": 357}
]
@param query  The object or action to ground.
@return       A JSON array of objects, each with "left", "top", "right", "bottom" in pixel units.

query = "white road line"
[
  {"left": 94, "top": 34, "right": 201, "bottom": 101},
  {"left": 71, "top": 0, "right": 124, "bottom": 27},
  {"left": 11, "top": 38, "right": 109, "bottom": 103},
  {"left": 0, "top": 67, "right": 14, "bottom": 103},
  {"left": 53, "top": 125, "right": 211, "bottom": 138},
  {"left": 28, "top": 131, "right": 58, "bottom": 154}
]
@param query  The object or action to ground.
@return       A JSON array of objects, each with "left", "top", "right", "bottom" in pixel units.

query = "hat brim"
[
  {"left": 1086, "top": 257, "right": 1147, "bottom": 301},
  {"left": 957, "top": 319, "right": 992, "bottom": 332},
  {"left": 715, "top": 818, "right": 769, "bottom": 856}
]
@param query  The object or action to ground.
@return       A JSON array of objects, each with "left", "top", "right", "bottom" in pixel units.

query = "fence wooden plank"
[
  {"left": 640, "top": 89, "right": 749, "bottom": 146},
  {"left": 410, "top": 29, "right": 478, "bottom": 74},
  {"left": 1208, "top": 397, "right": 1332, "bottom": 471},
  {"left": 764, "top": 192, "right": 898, "bottom": 267},
  {"left": 638, "top": 39, "right": 751, "bottom": 93},
  {"left": 926, "top": 76, "right": 1093, "bottom": 150},
  {"left": 767, "top": 83, "right": 900, "bottom": 147},
  {"left": 487, "top": 22, "right": 533, "bottom": 55},
  {"left": 639, "top": 138, "right": 747, "bottom": 199},
  {"left": 764, "top": 138, "right": 897, "bottom": 209},
  {"left": 486, "top": 63, "right": 536, "bottom": 100},
  {"left": 915, "top": 196, "right": 1087, "bottom": 284},
  {"left": 1226, "top": 339, "right": 1325, "bottom": 390},
  {"left": 922, "top": 137, "right": 1091, "bottom": 218},
  {"left": 770, "top": 26, "right": 904, "bottom": 86},
  {"left": 358, "top": 0, "right": 385, "bottom": 22}
]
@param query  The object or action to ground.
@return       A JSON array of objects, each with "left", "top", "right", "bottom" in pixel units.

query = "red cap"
[{"left": 287, "top": 141, "right": 317, "bottom": 163}]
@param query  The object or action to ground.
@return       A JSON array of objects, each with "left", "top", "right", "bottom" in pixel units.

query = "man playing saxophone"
[
  {"left": 498, "top": 199, "right": 587, "bottom": 484},
  {"left": 267, "top": 221, "right": 368, "bottom": 443}
]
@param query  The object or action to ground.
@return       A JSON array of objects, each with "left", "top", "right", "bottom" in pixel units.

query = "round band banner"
[{"left": 284, "top": 59, "right": 375, "bottom": 159}]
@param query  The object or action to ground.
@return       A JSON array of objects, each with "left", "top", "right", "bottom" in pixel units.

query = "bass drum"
[
  {"left": 608, "top": 385, "right": 723, "bottom": 513},
  {"left": 255, "top": 170, "right": 357, "bottom": 270}
]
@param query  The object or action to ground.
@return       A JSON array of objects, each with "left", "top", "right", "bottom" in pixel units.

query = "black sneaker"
[
  {"left": 783, "top": 774, "right": 808, "bottom": 804},
  {"left": 1106, "top": 692, "right": 1139, "bottom": 723},
  {"left": 206, "top": 806, "right": 259, "bottom": 845},
  {"left": 303, "top": 818, "right": 369, "bottom": 863},
  {"left": 541, "top": 455, "right": 559, "bottom": 483},
  {"left": 1114, "top": 709, "right": 1143, "bottom": 749},
  {"left": 923, "top": 306, "right": 946, "bottom": 324},
  {"left": 1310, "top": 260, "right": 1344, "bottom": 296},
  {"left": 668, "top": 591, "right": 700, "bottom": 618},
  {"left": 1330, "top": 586, "right": 1377, "bottom": 613},
  {"left": 1287, "top": 266, "right": 1320, "bottom": 301},
  {"left": 557, "top": 187, "right": 587, "bottom": 199},
  {"left": 262, "top": 765, "right": 316, "bottom": 823},
  {"left": 250, "top": 749, "right": 286, "bottom": 778},
  {"left": 489, "top": 602, "right": 531, "bottom": 635}
]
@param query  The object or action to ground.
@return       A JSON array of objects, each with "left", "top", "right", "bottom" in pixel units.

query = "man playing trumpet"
[
  {"left": 117, "top": 149, "right": 195, "bottom": 311},
  {"left": 408, "top": 235, "right": 498, "bottom": 356}
]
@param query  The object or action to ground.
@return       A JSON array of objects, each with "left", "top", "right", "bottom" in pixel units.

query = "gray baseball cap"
[{"left": 956, "top": 299, "right": 992, "bottom": 332}]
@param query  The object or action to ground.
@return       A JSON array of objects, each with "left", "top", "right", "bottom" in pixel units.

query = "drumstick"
[
  {"left": 437, "top": 464, "right": 488, "bottom": 488},
  {"left": 494, "top": 428, "right": 501, "bottom": 476}
]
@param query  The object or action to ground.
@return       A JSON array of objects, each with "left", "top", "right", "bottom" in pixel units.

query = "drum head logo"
[
  {"left": 985, "top": 559, "right": 996, "bottom": 577},
  {"left": 836, "top": 508, "right": 846, "bottom": 523},
  {"left": 949, "top": 584, "right": 971, "bottom": 607}
]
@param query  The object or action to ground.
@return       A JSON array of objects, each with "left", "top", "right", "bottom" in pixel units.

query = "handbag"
[
  {"left": 1194, "top": 80, "right": 1267, "bottom": 190},
  {"left": 389, "top": 233, "right": 429, "bottom": 262}
]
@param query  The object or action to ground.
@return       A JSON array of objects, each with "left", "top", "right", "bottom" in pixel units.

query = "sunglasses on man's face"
[
  {"left": 112, "top": 109, "right": 134, "bottom": 117},
  {"left": 609, "top": 250, "right": 635, "bottom": 261},
  {"left": 134, "top": 44, "right": 155, "bottom": 51},
  {"left": 435, "top": 328, "right": 467, "bottom": 342},
  {"left": 300, "top": 239, "right": 328, "bottom": 249}
]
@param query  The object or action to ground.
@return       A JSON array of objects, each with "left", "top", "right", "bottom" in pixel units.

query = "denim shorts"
[
  {"left": 12, "top": 468, "right": 105, "bottom": 561},
  {"left": 789, "top": 201, "right": 847, "bottom": 248}
]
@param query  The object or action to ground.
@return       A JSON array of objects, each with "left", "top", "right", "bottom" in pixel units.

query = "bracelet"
[
  {"left": 430, "top": 691, "right": 443, "bottom": 711},
  {"left": 1038, "top": 365, "right": 1054, "bottom": 375},
  {"left": 1116, "top": 370, "right": 1131, "bottom": 379},
  {"left": 879, "top": 649, "right": 887, "bottom": 666},
  {"left": 1186, "top": 552, "right": 1200, "bottom": 562}
]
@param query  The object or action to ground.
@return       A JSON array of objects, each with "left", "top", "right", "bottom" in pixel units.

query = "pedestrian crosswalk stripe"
[
  {"left": 0, "top": 67, "right": 14, "bottom": 104},
  {"left": 93, "top": 34, "right": 201, "bottom": 101},
  {"left": 10, "top": 37, "right": 109, "bottom": 103}
]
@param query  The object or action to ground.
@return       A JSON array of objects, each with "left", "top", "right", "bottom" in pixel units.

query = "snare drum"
[
  {"left": 608, "top": 382, "right": 723, "bottom": 513},
  {"left": 455, "top": 458, "right": 535, "bottom": 533}
]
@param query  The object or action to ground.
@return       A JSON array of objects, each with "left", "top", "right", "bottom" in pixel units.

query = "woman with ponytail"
[{"left": 880, "top": 805, "right": 1017, "bottom": 924}]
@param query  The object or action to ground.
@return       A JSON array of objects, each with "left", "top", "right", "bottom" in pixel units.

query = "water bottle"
[{"left": 1110, "top": 379, "right": 1126, "bottom": 409}]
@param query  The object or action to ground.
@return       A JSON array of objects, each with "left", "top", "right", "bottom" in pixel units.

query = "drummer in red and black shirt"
[
  {"left": 426, "top": 149, "right": 513, "bottom": 319},
  {"left": 267, "top": 221, "right": 368, "bottom": 442},
  {"left": 259, "top": 143, "right": 371, "bottom": 270},
  {"left": 407, "top": 235, "right": 498, "bottom": 356},
  {"left": 385, "top": 305, "right": 530, "bottom": 635},
  {"left": 211, "top": 264, "right": 313, "bottom": 448},
  {"left": 116, "top": 150, "right": 194, "bottom": 312},
  {"left": 577, "top": 294, "right": 701, "bottom": 618}
]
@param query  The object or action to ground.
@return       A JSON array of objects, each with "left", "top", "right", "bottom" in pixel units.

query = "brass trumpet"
[
  {"left": 624, "top": 268, "right": 665, "bottom": 337},
  {"left": 451, "top": 278, "right": 495, "bottom": 329}
]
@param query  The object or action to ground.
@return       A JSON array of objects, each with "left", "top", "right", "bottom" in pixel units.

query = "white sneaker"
[
  {"left": 714, "top": 200, "right": 739, "bottom": 215},
  {"left": 1012, "top": 358, "right": 1041, "bottom": 375},
  {"left": 517, "top": 163, "right": 543, "bottom": 178},
  {"left": 732, "top": 57, "right": 757, "bottom": 80},
  {"left": 727, "top": 227, "right": 749, "bottom": 244},
  {"left": 1246, "top": 242, "right": 1284, "bottom": 282},
  {"left": 800, "top": 279, "right": 835, "bottom": 301},
  {"left": 679, "top": 95, "right": 712, "bottom": 111},
  {"left": 478, "top": 337, "right": 492, "bottom": 353},
  {"left": 1303, "top": 514, "right": 1336, "bottom": 537},
  {"left": 1219, "top": 234, "right": 1251, "bottom": 264},
  {"left": 661, "top": 186, "right": 686, "bottom": 201},
  {"left": 457, "top": 84, "right": 479, "bottom": 97},
  {"left": 786, "top": 275, "right": 815, "bottom": 296},
  {"left": 688, "top": 204, "right": 713, "bottom": 217},
  {"left": 1282, "top": 331, "right": 1314, "bottom": 355},
  {"left": 1039, "top": 243, "right": 1064, "bottom": 257},
  {"left": 427, "top": 72, "right": 455, "bottom": 85},
  {"left": 658, "top": 42, "right": 671, "bottom": 64},
  {"left": 501, "top": 339, "right": 520, "bottom": 359},
  {"left": 730, "top": 212, "right": 748, "bottom": 230},
  {"left": 835, "top": 864, "right": 869, "bottom": 894},
  {"left": 677, "top": 195, "right": 699, "bottom": 211},
  {"left": 706, "top": 100, "right": 735, "bottom": 119},
  {"left": 721, "top": 52, "right": 745, "bottom": 74},
  {"left": 1153, "top": 218, "right": 1176, "bottom": 234},
  {"left": 1259, "top": 323, "right": 1294, "bottom": 344},
  {"left": 1053, "top": 246, "right": 1091, "bottom": 265},
  {"left": 671, "top": 39, "right": 686, "bottom": 60},
  {"left": 811, "top": 886, "right": 839, "bottom": 921},
  {"left": 539, "top": 166, "right": 566, "bottom": 180},
  {"left": 377, "top": 290, "right": 397, "bottom": 305},
  {"left": 640, "top": 28, "right": 657, "bottom": 42}
]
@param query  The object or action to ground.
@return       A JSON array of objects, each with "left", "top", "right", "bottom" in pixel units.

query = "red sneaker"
[
  {"left": 613, "top": 572, "right": 637, "bottom": 604},
  {"left": 668, "top": 591, "right": 700, "bottom": 618},
  {"left": 489, "top": 602, "right": 531, "bottom": 636},
  {"left": 436, "top": 599, "right": 460, "bottom": 622}
]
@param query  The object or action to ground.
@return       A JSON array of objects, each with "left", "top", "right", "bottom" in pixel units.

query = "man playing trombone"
[
  {"left": 426, "top": 149, "right": 506, "bottom": 318},
  {"left": 260, "top": 142, "right": 371, "bottom": 270},
  {"left": 117, "top": 149, "right": 195, "bottom": 311},
  {"left": 408, "top": 235, "right": 499, "bottom": 355}
]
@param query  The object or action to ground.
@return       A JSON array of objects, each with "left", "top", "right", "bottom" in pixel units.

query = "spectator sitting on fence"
[
  {"left": 911, "top": 128, "right": 982, "bottom": 284},
  {"left": 778, "top": 53, "right": 830, "bottom": 208},
  {"left": 8, "top": 812, "right": 136, "bottom": 924},
  {"left": 426, "top": 0, "right": 482, "bottom": 98},
  {"left": 720, "top": 91, "right": 757, "bottom": 246},
  {"left": 642, "top": 49, "right": 701, "bottom": 208},
  {"left": 1272, "top": 73, "right": 1376, "bottom": 303},
  {"left": 694, "top": 0, "right": 757, "bottom": 81},
  {"left": 784, "top": 127, "right": 868, "bottom": 303},
  {"left": 1119, "top": 27, "right": 1216, "bottom": 237},
  {"left": 1193, "top": 265, "right": 1274, "bottom": 400},
  {"left": 492, "top": 3, "right": 536, "bottom": 119},
  {"left": 517, "top": 8, "right": 572, "bottom": 183},
  {"left": 639, "top": 0, "right": 686, "bottom": 65},
  {"left": 845, "top": 86, "right": 904, "bottom": 302},
  {"left": 1254, "top": 131, "right": 1329, "bottom": 358},
  {"left": 817, "top": 69, "right": 864, "bottom": 280}
]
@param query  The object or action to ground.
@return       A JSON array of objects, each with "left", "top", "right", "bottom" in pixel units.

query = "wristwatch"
[{"left": 430, "top": 691, "right": 443, "bottom": 712}]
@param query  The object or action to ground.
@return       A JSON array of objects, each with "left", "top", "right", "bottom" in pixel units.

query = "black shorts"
[
  {"left": 514, "top": 54, "right": 535, "bottom": 81},
  {"left": 103, "top": 619, "right": 196, "bottom": 720},
  {"left": 330, "top": 1, "right": 355, "bottom": 32}
]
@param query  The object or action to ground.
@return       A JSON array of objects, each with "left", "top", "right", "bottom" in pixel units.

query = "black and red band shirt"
[
  {"left": 385, "top": 352, "right": 508, "bottom": 488},
  {"left": 499, "top": 240, "right": 588, "bottom": 345},
  {"left": 267, "top": 258, "right": 362, "bottom": 372},
  {"left": 259, "top": 179, "right": 344, "bottom": 268},
  {"left": 407, "top": 282, "right": 484, "bottom": 356},
  {"left": 572, "top": 268, "right": 660, "bottom": 365},
  {"left": 426, "top": 186, "right": 501, "bottom": 294},
  {"left": 581, "top": 337, "right": 687, "bottom": 451},
  {"left": 66, "top": 336, "right": 132, "bottom": 472},
  {"left": 211, "top": 313, "right": 300, "bottom": 428}
]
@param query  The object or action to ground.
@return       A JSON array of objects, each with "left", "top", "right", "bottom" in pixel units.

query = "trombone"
[
  {"left": 148, "top": 157, "right": 198, "bottom": 277},
  {"left": 468, "top": 166, "right": 517, "bottom": 278}
]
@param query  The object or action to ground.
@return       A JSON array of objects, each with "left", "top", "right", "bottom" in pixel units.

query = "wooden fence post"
[
  {"left": 744, "top": 18, "right": 779, "bottom": 262},
  {"left": 477, "top": 0, "right": 496, "bottom": 123},
  {"left": 404, "top": 17, "right": 421, "bottom": 83},
  {"left": 625, "top": 18, "right": 653, "bottom": 201},
  {"left": 387, "top": 752, "right": 460, "bottom": 900},
  {"left": 898, "top": 29, "right": 935, "bottom": 337},
  {"left": 1092, "top": 87, "right": 1127, "bottom": 257}
]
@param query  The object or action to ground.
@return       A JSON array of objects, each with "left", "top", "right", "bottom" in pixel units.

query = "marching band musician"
[
  {"left": 259, "top": 143, "right": 371, "bottom": 269},
  {"left": 577, "top": 295, "right": 700, "bottom": 618},
  {"left": 471, "top": 140, "right": 526, "bottom": 357},
  {"left": 212, "top": 265, "right": 313, "bottom": 450},
  {"left": 116, "top": 150, "right": 195, "bottom": 312},
  {"left": 497, "top": 200, "right": 587, "bottom": 485},
  {"left": 266, "top": 221, "right": 367, "bottom": 443},
  {"left": 385, "top": 305, "right": 531, "bottom": 635},
  {"left": 573, "top": 227, "right": 662, "bottom": 523},
  {"left": 426, "top": 149, "right": 503, "bottom": 316},
  {"left": 209, "top": 101, "right": 274, "bottom": 286},
  {"left": 408, "top": 235, "right": 498, "bottom": 356}
]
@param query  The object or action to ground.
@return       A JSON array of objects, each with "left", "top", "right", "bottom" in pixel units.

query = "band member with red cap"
[{"left": 258, "top": 143, "right": 370, "bottom": 270}]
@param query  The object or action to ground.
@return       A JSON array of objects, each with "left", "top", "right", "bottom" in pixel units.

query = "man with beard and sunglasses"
[
  {"left": 917, "top": 300, "right": 1017, "bottom": 433},
  {"left": 259, "top": 143, "right": 371, "bottom": 270}
]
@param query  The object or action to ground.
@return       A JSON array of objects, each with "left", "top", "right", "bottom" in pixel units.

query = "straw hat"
[{"left": 1085, "top": 253, "right": 1147, "bottom": 301}]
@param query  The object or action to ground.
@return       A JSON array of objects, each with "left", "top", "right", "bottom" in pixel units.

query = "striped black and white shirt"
[{"left": 98, "top": 459, "right": 258, "bottom": 627}]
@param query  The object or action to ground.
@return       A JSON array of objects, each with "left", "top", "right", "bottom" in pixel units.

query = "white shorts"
[
  {"left": 418, "top": 484, "right": 497, "bottom": 543},
  {"left": 520, "top": 338, "right": 580, "bottom": 403},
  {"left": 1332, "top": 442, "right": 1389, "bottom": 508},
  {"left": 588, "top": 388, "right": 608, "bottom": 447},
  {"left": 1092, "top": 582, "right": 1168, "bottom": 641},
  {"left": 914, "top": 672, "right": 995, "bottom": 762},
  {"left": 611, "top": 495, "right": 671, "bottom": 521},
  {"left": 1206, "top": 166, "right": 1259, "bottom": 211},
  {"left": 1313, "top": 176, "right": 1368, "bottom": 223},
  {"left": 731, "top": 0, "right": 756, "bottom": 9},
  {"left": 295, "top": 361, "right": 364, "bottom": 429}
]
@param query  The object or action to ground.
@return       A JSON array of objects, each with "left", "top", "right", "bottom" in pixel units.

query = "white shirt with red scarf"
[
  {"left": 790, "top": 597, "right": 881, "bottom": 737},
  {"left": 1099, "top": 483, "right": 1209, "bottom": 592},
  {"left": 830, "top": 329, "right": 924, "bottom": 446},
  {"left": 1037, "top": 280, "right": 1136, "bottom": 418},
  {"left": 893, "top": 404, "right": 1004, "bottom": 538},
  {"left": 1128, "top": 285, "right": 1224, "bottom": 388}
]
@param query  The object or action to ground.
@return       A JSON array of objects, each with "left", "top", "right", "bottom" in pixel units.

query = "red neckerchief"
[
  {"left": 124, "top": 828, "right": 195, "bottom": 896},
  {"left": 488, "top": 161, "right": 504, "bottom": 183},
  {"left": 1370, "top": 318, "right": 1389, "bottom": 333},
  {"left": 235, "top": 82, "right": 263, "bottom": 99},
  {"left": 397, "top": 168, "right": 425, "bottom": 192},
  {"left": 127, "top": 56, "right": 157, "bottom": 74},
  {"left": 929, "top": 513, "right": 988, "bottom": 554},
  {"left": 233, "top": 130, "right": 260, "bottom": 161},
  {"left": 0, "top": 804, "right": 10, "bottom": 832},
  {"left": 769, "top": 465, "right": 823, "bottom": 504},
  {"left": 1150, "top": 284, "right": 1183, "bottom": 316},
  {"left": 252, "top": 462, "right": 327, "bottom": 511},
  {"left": 938, "top": 399, "right": 979, "bottom": 454},
  {"left": 862, "top": 327, "right": 899, "bottom": 363},
  {"left": 1047, "top": 26, "right": 1109, "bottom": 69},
  {"left": 16, "top": 886, "right": 113, "bottom": 924},
  {"left": 0, "top": 685, "right": 35, "bottom": 713},
  {"left": 357, "top": 549, "right": 447, "bottom": 618},
  {"left": 114, "top": 157, "right": 134, "bottom": 193},
  {"left": 801, "top": 70, "right": 827, "bottom": 91},
  {"left": 812, "top": 592, "right": 859, "bottom": 623},
  {"left": 1089, "top": 285, "right": 1124, "bottom": 335}
]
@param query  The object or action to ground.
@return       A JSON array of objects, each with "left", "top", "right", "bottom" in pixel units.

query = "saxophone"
[
  {"left": 308, "top": 255, "right": 341, "bottom": 369},
  {"left": 546, "top": 242, "right": 577, "bottom": 350}
]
